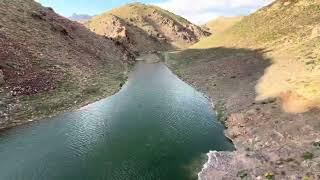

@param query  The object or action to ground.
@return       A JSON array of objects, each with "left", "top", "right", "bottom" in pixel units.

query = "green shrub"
[{"left": 302, "top": 152, "right": 314, "bottom": 160}]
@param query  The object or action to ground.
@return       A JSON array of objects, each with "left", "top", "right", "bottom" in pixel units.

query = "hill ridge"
[{"left": 85, "top": 3, "right": 210, "bottom": 52}]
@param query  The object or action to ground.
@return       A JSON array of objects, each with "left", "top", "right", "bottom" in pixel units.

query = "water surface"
[{"left": 0, "top": 62, "right": 233, "bottom": 180}]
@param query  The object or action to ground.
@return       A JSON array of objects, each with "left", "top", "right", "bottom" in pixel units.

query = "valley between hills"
[{"left": 0, "top": 0, "right": 320, "bottom": 179}]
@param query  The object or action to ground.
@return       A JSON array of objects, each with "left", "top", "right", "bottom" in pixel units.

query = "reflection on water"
[{"left": 0, "top": 62, "right": 233, "bottom": 180}]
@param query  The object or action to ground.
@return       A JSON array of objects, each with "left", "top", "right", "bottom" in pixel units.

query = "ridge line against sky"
[{"left": 36, "top": 0, "right": 274, "bottom": 24}]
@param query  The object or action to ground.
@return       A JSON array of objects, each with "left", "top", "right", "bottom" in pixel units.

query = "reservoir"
[{"left": 0, "top": 62, "right": 233, "bottom": 180}]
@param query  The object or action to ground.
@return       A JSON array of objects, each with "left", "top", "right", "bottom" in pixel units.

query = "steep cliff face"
[
  {"left": 0, "top": 0, "right": 134, "bottom": 129},
  {"left": 85, "top": 3, "right": 211, "bottom": 52}
]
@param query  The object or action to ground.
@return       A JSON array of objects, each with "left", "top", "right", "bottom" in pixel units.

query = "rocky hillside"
[
  {"left": 85, "top": 13, "right": 168, "bottom": 54},
  {"left": 203, "top": 16, "right": 243, "bottom": 34},
  {"left": 85, "top": 3, "right": 210, "bottom": 53},
  {"left": 0, "top": 0, "right": 134, "bottom": 130},
  {"left": 166, "top": 0, "right": 320, "bottom": 179},
  {"left": 194, "top": 0, "right": 320, "bottom": 113}
]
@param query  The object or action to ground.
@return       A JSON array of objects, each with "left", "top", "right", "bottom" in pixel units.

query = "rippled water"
[{"left": 0, "top": 62, "right": 233, "bottom": 180}]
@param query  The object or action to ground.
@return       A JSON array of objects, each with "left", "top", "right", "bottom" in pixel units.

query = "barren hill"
[
  {"left": 0, "top": 0, "right": 134, "bottom": 129},
  {"left": 85, "top": 3, "right": 211, "bottom": 53}
]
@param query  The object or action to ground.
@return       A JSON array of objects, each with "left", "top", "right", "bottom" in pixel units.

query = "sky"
[{"left": 36, "top": 0, "right": 273, "bottom": 24}]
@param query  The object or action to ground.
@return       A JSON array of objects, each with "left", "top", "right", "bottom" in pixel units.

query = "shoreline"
[
  {"left": 166, "top": 68, "right": 239, "bottom": 179},
  {"left": 0, "top": 90, "right": 117, "bottom": 132}
]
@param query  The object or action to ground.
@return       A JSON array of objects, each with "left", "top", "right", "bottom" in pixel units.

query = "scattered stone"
[{"left": 30, "top": 11, "right": 44, "bottom": 20}]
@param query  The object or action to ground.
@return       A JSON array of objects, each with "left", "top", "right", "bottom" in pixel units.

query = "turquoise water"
[{"left": 0, "top": 62, "right": 233, "bottom": 180}]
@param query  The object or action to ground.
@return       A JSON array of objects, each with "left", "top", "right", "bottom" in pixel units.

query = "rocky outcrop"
[
  {"left": 144, "top": 10, "right": 210, "bottom": 47},
  {"left": 86, "top": 14, "right": 167, "bottom": 54}
]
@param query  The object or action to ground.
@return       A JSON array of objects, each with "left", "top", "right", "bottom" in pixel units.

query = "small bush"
[
  {"left": 237, "top": 170, "right": 248, "bottom": 179},
  {"left": 302, "top": 176, "right": 312, "bottom": 180},
  {"left": 264, "top": 172, "right": 275, "bottom": 180},
  {"left": 302, "top": 152, "right": 314, "bottom": 160}
]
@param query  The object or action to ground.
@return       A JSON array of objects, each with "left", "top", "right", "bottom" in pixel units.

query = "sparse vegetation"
[
  {"left": 302, "top": 152, "right": 314, "bottom": 160},
  {"left": 302, "top": 176, "right": 312, "bottom": 180},
  {"left": 215, "top": 102, "right": 228, "bottom": 125},
  {"left": 264, "top": 172, "right": 275, "bottom": 180},
  {"left": 237, "top": 170, "right": 249, "bottom": 179}
]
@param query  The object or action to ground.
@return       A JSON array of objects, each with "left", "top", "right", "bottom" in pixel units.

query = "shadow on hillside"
[
  {"left": 167, "top": 47, "right": 272, "bottom": 112},
  {"left": 169, "top": 47, "right": 320, "bottom": 113}
]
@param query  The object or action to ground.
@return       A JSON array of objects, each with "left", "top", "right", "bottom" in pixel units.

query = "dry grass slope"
[{"left": 193, "top": 0, "right": 320, "bottom": 113}]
